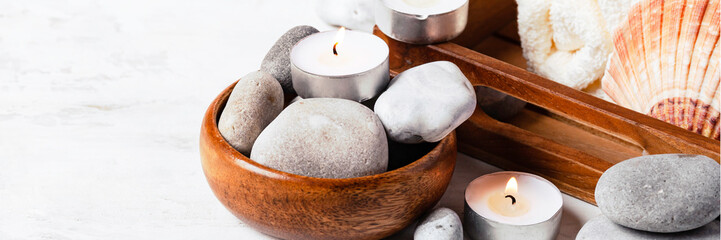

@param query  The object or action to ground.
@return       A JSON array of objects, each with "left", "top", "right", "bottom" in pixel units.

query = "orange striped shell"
[{"left": 603, "top": 0, "right": 720, "bottom": 140}]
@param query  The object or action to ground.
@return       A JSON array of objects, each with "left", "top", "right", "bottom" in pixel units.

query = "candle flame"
[
  {"left": 505, "top": 177, "right": 518, "bottom": 195},
  {"left": 333, "top": 27, "right": 346, "bottom": 56}
]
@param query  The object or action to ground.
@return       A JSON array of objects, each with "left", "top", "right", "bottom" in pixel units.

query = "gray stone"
[
  {"left": 260, "top": 25, "right": 319, "bottom": 94},
  {"left": 250, "top": 98, "right": 388, "bottom": 178},
  {"left": 414, "top": 208, "right": 463, "bottom": 240},
  {"left": 314, "top": 0, "right": 378, "bottom": 32},
  {"left": 595, "top": 154, "right": 720, "bottom": 233},
  {"left": 374, "top": 61, "right": 476, "bottom": 143},
  {"left": 218, "top": 71, "right": 284, "bottom": 155},
  {"left": 576, "top": 215, "right": 720, "bottom": 240},
  {"left": 476, "top": 86, "right": 527, "bottom": 121}
]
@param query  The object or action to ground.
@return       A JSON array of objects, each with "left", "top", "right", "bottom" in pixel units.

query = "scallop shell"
[{"left": 603, "top": 0, "right": 720, "bottom": 140}]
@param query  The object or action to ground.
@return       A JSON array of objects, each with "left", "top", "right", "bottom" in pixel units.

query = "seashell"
[{"left": 602, "top": 0, "right": 720, "bottom": 140}]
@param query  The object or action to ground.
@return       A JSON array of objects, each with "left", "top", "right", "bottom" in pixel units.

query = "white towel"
[{"left": 516, "top": 0, "right": 638, "bottom": 96}]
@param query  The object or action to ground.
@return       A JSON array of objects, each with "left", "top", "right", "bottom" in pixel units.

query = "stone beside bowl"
[{"left": 200, "top": 81, "right": 457, "bottom": 240}]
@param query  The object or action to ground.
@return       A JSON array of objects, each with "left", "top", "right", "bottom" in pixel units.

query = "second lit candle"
[{"left": 464, "top": 171, "right": 563, "bottom": 240}]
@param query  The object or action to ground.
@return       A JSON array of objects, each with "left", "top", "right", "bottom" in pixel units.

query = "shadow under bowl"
[{"left": 199, "top": 81, "right": 457, "bottom": 240}]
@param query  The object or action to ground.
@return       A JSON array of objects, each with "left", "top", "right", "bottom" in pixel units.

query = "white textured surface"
[{"left": 0, "top": 1, "right": 599, "bottom": 239}]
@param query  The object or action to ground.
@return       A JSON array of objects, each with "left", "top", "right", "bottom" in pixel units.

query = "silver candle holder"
[
  {"left": 376, "top": 0, "right": 469, "bottom": 44},
  {"left": 289, "top": 29, "right": 390, "bottom": 102},
  {"left": 464, "top": 171, "right": 563, "bottom": 240},
  {"left": 290, "top": 58, "right": 389, "bottom": 102}
]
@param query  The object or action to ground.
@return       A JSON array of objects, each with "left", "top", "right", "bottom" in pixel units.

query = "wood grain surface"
[
  {"left": 376, "top": 26, "right": 720, "bottom": 204},
  {"left": 200, "top": 81, "right": 457, "bottom": 240},
  {"left": 452, "top": 0, "right": 517, "bottom": 48}
]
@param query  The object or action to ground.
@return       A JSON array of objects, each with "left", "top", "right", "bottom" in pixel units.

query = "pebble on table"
[
  {"left": 595, "top": 154, "right": 720, "bottom": 233},
  {"left": 576, "top": 215, "right": 720, "bottom": 240},
  {"left": 414, "top": 207, "right": 463, "bottom": 240}
]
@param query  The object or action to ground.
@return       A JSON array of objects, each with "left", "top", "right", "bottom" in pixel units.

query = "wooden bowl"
[{"left": 199, "top": 81, "right": 457, "bottom": 240}]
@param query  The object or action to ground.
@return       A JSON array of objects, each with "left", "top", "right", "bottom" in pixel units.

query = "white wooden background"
[{"left": 0, "top": 1, "right": 600, "bottom": 239}]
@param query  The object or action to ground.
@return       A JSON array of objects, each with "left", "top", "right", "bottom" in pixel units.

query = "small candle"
[
  {"left": 487, "top": 177, "right": 530, "bottom": 217},
  {"left": 464, "top": 171, "right": 563, "bottom": 240},
  {"left": 384, "top": 0, "right": 466, "bottom": 15},
  {"left": 376, "top": 0, "right": 468, "bottom": 44},
  {"left": 290, "top": 27, "right": 389, "bottom": 102}
]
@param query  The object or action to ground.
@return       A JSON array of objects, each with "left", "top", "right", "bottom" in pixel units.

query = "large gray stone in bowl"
[
  {"left": 250, "top": 98, "right": 388, "bottom": 178},
  {"left": 595, "top": 154, "right": 720, "bottom": 233},
  {"left": 576, "top": 215, "right": 719, "bottom": 240},
  {"left": 414, "top": 207, "right": 463, "bottom": 240},
  {"left": 218, "top": 71, "right": 284, "bottom": 155},
  {"left": 374, "top": 61, "right": 476, "bottom": 144},
  {"left": 260, "top": 25, "right": 319, "bottom": 94}
]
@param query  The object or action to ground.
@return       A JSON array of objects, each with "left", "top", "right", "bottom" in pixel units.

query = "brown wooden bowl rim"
[{"left": 203, "top": 80, "right": 455, "bottom": 186}]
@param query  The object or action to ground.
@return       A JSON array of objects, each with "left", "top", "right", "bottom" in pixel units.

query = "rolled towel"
[{"left": 516, "top": 0, "right": 637, "bottom": 94}]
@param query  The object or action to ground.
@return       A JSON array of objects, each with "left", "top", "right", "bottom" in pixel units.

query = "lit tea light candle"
[
  {"left": 464, "top": 171, "right": 563, "bottom": 240},
  {"left": 290, "top": 27, "right": 389, "bottom": 102},
  {"left": 376, "top": 0, "right": 468, "bottom": 44},
  {"left": 487, "top": 177, "right": 530, "bottom": 217}
]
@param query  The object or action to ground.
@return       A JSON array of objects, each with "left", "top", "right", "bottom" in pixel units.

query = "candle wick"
[
  {"left": 505, "top": 195, "right": 516, "bottom": 205},
  {"left": 333, "top": 42, "right": 338, "bottom": 56}
]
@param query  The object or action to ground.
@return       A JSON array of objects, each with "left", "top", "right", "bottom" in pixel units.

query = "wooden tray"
[{"left": 372, "top": 0, "right": 720, "bottom": 204}]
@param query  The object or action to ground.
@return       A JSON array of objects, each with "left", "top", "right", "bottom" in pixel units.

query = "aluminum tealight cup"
[
  {"left": 290, "top": 29, "right": 390, "bottom": 102},
  {"left": 375, "top": 0, "right": 469, "bottom": 44},
  {"left": 463, "top": 171, "right": 563, "bottom": 240},
  {"left": 290, "top": 57, "right": 389, "bottom": 102}
]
